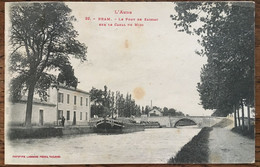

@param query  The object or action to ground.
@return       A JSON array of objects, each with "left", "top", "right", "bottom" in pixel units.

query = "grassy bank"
[{"left": 168, "top": 127, "right": 213, "bottom": 164}]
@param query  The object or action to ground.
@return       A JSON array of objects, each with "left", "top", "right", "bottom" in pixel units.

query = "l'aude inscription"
[
  {"left": 84, "top": 9, "right": 158, "bottom": 27},
  {"left": 114, "top": 10, "right": 132, "bottom": 14}
]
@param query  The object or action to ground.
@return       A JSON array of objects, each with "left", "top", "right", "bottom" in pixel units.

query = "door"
[
  {"left": 39, "top": 110, "right": 44, "bottom": 126},
  {"left": 73, "top": 111, "right": 76, "bottom": 125},
  {"left": 57, "top": 110, "right": 63, "bottom": 126}
]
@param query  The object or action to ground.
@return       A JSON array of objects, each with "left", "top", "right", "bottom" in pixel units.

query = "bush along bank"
[
  {"left": 168, "top": 127, "right": 213, "bottom": 164},
  {"left": 231, "top": 125, "right": 254, "bottom": 139}
]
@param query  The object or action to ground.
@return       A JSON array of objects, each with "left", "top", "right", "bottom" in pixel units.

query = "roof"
[
  {"left": 58, "top": 85, "right": 90, "bottom": 95},
  {"left": 18, "top": 96, "right": 56, "bottom": 107},
  {"left": 149, "top": 108, "right": 162, "bottom": 113}
]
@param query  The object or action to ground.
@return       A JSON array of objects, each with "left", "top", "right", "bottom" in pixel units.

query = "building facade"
[
  {"left": 148, "top": 108, "right": 163, "bottom": 117},
  {"left": 7, "top": 85, "right": 91, "bottom": 126},
  {"left": 53, "top": 86, "right": 91, "bottom": 126},
  {"left": 7, "top": 98, "right": 57, "bottom": 126}
]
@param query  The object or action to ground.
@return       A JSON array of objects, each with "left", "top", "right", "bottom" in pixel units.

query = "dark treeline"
[
  {"left": 90, "top": 86, "right": 142, "bottom": 118},
  {"left": 90, "top": 86, "right": 186, "bottom": 118},
  {"left": 150, "top": 106, "right": 186, "bottom": 117}
]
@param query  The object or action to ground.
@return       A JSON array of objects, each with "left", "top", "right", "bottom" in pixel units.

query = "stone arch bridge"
[{"left": 135, "top": 116, "right": 225, "bottom": 128}]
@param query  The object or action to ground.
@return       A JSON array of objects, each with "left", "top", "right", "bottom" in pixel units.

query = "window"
[
  {"left": 58, "top": 93, "right": 63, "bottom": 103},
  {"left": 58, "top": 110, "right": 63, "bottom": 119},
  {"left": 86, "top": 98, "right": 88, "bottom": 106},
  {"left": 80, "top": 97, "right": 83, "bottom": 106},
  {"left": 86, "top": 112, "right": 88, "bottom": 120},
  {"left": 67, "top": 94, "right": 70, "bottom": 104},
  {"left": 80, "top": 112, "right": 82, "bottom": 120},
  {"left": 67, "top": 111, "right": 70, "bottom": 120},
  {"left": 74, "top": 96, "right": 77, "bottom": 105}
]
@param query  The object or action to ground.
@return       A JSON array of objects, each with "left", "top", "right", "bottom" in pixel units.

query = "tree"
[
  {"left": 9, "top": 3, "right": 87, "bottom": 126},
  {"left": 171, "top": 2, "right": 254, "bottom": 121},
  {"left": 144, "top": 105, "right": 150, "bottom": 115},
  {"left": 110, "top": 91, "right": 115, "bottom": 118},
  {"left": 90, "top": 87, "right": 104, "bottom": 117},
  {"left": 163, "top": 107, "right": 169, "bottom": 115},
  {"left": 90, "top": 86, "right": 141, "bottom": 118},
  {"left": 89, "top": 87, "right": 104, "bottom": 105}
]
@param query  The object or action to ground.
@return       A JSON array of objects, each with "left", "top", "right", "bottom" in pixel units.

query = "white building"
[
  {"left": 7, "top": 85, "right": 91, "bottom": 126},
  {"left": 7, "top": 97, "right": 57, "bottom": 126},
  {"left": 148, "top": 108, "right": 163, "bottom": 117},
  {"left": 54, "top": 85, "right": 91, "bottom": 126}
]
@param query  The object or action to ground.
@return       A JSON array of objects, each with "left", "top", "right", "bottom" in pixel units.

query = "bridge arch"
[{"left": 173, "top": 118, "right": 197, "bottom": 127}]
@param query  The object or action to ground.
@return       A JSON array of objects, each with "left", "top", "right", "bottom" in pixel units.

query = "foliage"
[
  {"left": 9, "top": 3, "right": 87, "bottom": 125},
  {"left": 231, "top": 125, "right": 254, "bottom": 139},
  {"left": 162, "top": 107, "right": 185, "bottom": 116},
  {"left": 90, "top": 86, "right": 187, "bottom": 118},
  {"left": 211, "top": 107, "right": 232, "bottom": 117},
  {"left": 90, "top": 86, "right": 142, "bottom": 118},
  {"left": 171, "top": 2, "right": 254, "bottom": 116}
]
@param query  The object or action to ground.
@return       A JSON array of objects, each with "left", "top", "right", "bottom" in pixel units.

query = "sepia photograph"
[{"left": 4, "top": 2, "right": 255, "bottom": 164}]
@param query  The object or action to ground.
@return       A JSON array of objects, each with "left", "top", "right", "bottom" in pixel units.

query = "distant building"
[
  {"left": 7, "top": 84, "right": 91, "bottom": 126},
  {"left": 148, "top": 108, "right": 163, "bottom": 117}
]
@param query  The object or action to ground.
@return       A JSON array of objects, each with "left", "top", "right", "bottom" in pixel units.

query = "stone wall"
[{"left": 135, "top": 116, "right": 224, "bottom": 127}]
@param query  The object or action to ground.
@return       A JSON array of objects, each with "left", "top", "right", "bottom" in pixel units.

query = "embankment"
[
  {"left": 212, "top": 118, "right": 233, "bottom": 128},
  {"left": 168, "top": 127, "right": 213, "bottom": 164},
  {"left": 8, "top": 126, "right": 94, "bottom": 139}
]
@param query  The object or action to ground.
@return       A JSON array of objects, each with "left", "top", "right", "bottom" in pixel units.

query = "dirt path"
[{"left": 208, "top": 127, "right": 255, "bottom": 163}]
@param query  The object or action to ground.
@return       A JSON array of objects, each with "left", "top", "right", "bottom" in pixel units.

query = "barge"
[
  {"left": 140, "top": 121, "right": 162, "bottom": 128},
  {"left": 93, "top": 117, "right": 145, "bottom": 133}
]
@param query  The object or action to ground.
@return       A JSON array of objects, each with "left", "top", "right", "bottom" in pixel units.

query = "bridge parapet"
[{"left": 134, "top": 116, "right": 224, "bottom": 128}]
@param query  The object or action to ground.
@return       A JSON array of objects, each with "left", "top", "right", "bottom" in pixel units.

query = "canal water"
[{"left": 6, "top": 128, "right": 201, "bottom": 164}]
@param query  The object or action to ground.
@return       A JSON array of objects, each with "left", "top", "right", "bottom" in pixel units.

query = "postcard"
[{"left": 5, "top": 2, "right": 255, "bottom": 164}]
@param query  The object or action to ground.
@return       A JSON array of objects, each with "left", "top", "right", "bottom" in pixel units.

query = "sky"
[{"left": 65, "top": 2, "right": 213, "bottom": 116}]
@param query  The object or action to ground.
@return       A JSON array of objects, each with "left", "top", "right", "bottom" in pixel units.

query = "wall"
[
  {"left": 7, "top": 102, "right": 56, "bottom": 126},
  {"left": 135, "top": 116, "right": 171, "bottom": 127},
  {"left": 7, "top": 86, "right": 91, "bottom": 127},
  {"left": 135, "top": 116, "right": 224, "bottom": 127}
]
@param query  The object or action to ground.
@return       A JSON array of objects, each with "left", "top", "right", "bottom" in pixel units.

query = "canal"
[{"left": 6, "top": 127, "right": 201, "bottom": 164}]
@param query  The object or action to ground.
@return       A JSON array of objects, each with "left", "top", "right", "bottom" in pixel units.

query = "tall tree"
[
  {"left": 171, "top": 2, "right": 254, "bottom": 118},
  {"left": 90, "top": 87, "right": 104, "bottom": 105},
  {"left": 90, "top": 87, "right": 104, "bottom": 117},
  {"left": 9, "top": 3, "right": 87, "bottom": 126},
  {"left": 144, "top": 105, "right": 150, "bottom": 115}
]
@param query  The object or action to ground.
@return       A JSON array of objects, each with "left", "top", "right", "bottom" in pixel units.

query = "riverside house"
[
  {"left": 148, "top": 108, "right": 163, "bottom": 117},
  {"left": 7, "top": 84, "right": 91, "bottom": 126}
]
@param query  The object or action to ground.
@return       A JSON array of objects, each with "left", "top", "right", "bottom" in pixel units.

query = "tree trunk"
[
  {"left": 237, "top": 105, "right": 241, "bottom": 127},
  {"left": 25, "top": 82, "right": 36, "bottom": 127},
  {"left": 233, "top": 105, "right": 237, "bottom": 127},
  {"left": 241, "top": 101, "right": 245, "bottom": 130},
  {"left": 247, "top": 105, "right": 251, "bottom": 131}
]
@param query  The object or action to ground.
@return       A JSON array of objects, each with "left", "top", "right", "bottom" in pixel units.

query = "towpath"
[{"left": 208, "top": 123, "right": 255, "bottom": 163}]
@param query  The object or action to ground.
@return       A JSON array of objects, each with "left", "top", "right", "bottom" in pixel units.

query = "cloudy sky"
[{"left": 66, "top": 2, "right": 211, "bottom": 116}]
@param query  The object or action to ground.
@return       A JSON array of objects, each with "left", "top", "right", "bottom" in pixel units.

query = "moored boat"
[
  {"left": 93, "top": 117, "right": 145, "bottom": 133},
  {"left": 140, "top": 121, "right": 162, "bottom": 128}
]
